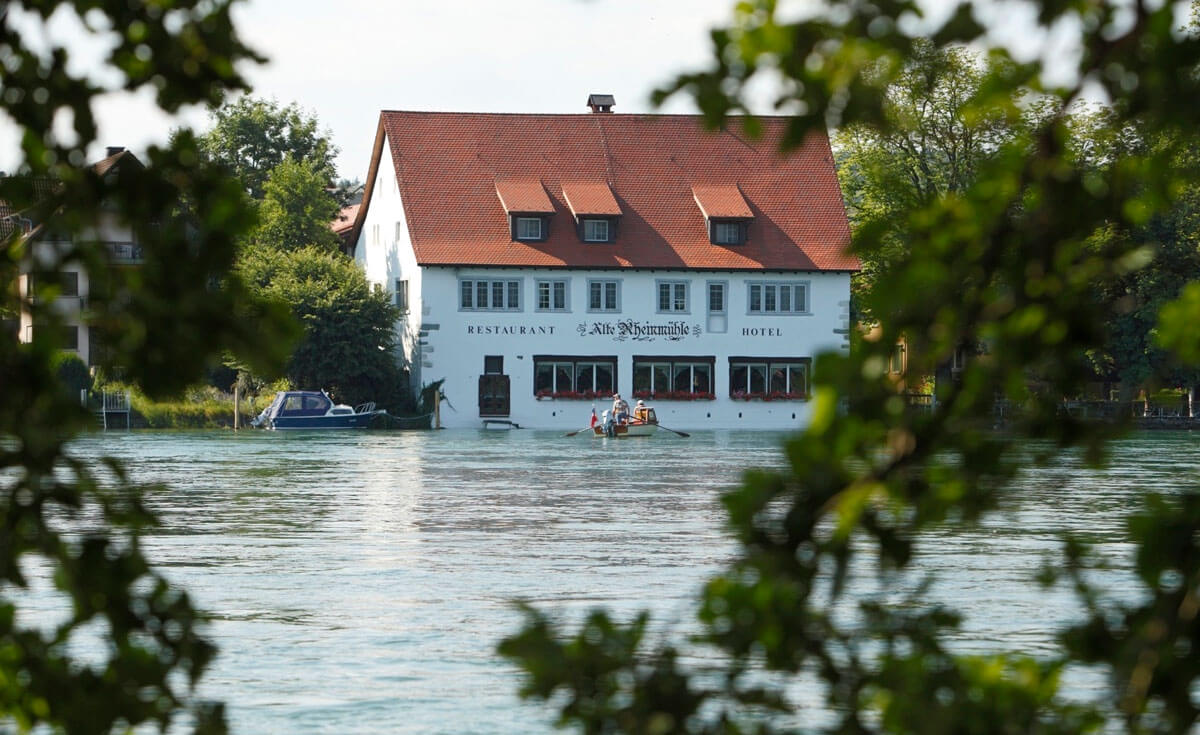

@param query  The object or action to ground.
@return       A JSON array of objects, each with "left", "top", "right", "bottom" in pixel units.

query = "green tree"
[
  {"left": 1063, "top": 109, "right": 1200, "bottom": 402},
  {"left": 239, "top": 245, "right": 407, "bottom": 409},
  {"left": 504, "top": 1, "right": 1200, "bottom": 733},
  {"left": 835, "top": 41, "right": 1040, "bottom": 302},
  {"left": 252, "top": 156, "right": 342, "bottom": 253},
  {"left": 1, "top": 1, "right": 295, "bottom": 732},
  {"left": 200, "top": 97, "right": 337, "bottom": 199}
]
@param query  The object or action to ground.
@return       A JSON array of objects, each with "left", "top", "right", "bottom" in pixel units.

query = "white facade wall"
[
  {"left": 415, "top": 266, "right": 851, "bottom": 429},
  {"left": 354, "top": 132, "right": 424, "bottom": 397}
]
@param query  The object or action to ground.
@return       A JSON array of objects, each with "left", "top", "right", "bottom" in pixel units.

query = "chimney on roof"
[
  {"left": 587, "top": 94, "right": 615, "bottom": 113},
  {"left": 105, "top": 146, "right": 125, "bottom": 157}
]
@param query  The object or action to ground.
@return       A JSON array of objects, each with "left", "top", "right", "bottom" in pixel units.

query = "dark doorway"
[{"left": 479, "top": 356, "right": 510, "bottom": 416}]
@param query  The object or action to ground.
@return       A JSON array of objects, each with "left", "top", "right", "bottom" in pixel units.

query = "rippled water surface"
[{"left": 58, "top": 429, "right": 1200, "bottom": 733}]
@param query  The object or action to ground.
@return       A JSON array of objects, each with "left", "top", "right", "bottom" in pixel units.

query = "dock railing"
[{"left": 100, "top": 391, "right": 131, "bottom": 430}]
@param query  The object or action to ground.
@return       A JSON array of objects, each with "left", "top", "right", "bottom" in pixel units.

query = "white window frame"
[
  {"left": 459, "top": 278, "right": 523, "bottom": 312},
  {"left": 656, "top": 280, "right": 689, "bottom": 314},
  {"left": 536, "top": 278, "right": 570, "bottom": 312},
  {"left": 582, "top": 218, "right": 610, "bottom": 243},
  {"left": 632, "top": 357, "right": 714, "bottom": 398},
  {"left": 729, "top": 357, "right": 811, "bottom": 398},
  {"left": 587, "top": 279, "right": 621, "bottom": 313},
  {"left": 516, "top": 217, "right": 543, "bottom": 241},
  {"left": 534, "top": 356, "right": 617, "bottom": 396},
  {"left": 747, "top": 281, "right": 809, "bottom": 315},
  {"left": 707, "top": 281, "right": 727, "bottom": 315}
]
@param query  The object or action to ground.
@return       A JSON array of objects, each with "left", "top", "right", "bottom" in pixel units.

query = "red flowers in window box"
[
  {"left": 534, "top": 389, "right": 614, "bottom": 400},
  {"left": 631, "top": 390, "right": 715, "bottom": 401},
  {"left": 732, "top": 391, "right": 807, "bottom": 401}
]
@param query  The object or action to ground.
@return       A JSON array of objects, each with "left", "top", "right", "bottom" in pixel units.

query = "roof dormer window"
[
  {"left": 692, "top": 185, "right": 753, "bottom": 246},
  {"left": 562, "top": 182, "right": 621, "bottom": 244},
  {"left": 496, "top": 178, "right": 555, "bottom": 243},
  {"left": 516, "top": 216, "right": 545, "bottom": 241},
  {"left": 582, "top": 218, "right": 611, "bottom": 243},
  {"left": 712, "top": 220, "right": 745, "bottom": 245}
]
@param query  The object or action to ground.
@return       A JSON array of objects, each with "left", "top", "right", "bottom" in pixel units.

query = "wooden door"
[{"left": 479, "top": 374, "right": 510, "bottom": 417}]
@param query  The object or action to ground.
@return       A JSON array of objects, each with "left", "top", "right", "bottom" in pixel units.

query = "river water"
[{"left": 43, "top": 429, "right": 1200, "bottom": 733}]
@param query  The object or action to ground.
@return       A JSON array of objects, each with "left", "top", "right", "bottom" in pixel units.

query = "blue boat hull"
[{"left": 269, "top": 413, "right": 383, "bottom": 430}]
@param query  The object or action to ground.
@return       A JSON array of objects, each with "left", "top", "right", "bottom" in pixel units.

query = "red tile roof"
[
  {"left": 332, "top": 203, "right": 360, "bottom": 234},
  {"left": 495, "top": 179, "right": 555, "bottom": 214},
  {"left": 562, "top": 181, "right": 621, "bottom": 217},
  {"left": 692, "top": 185, "right": 753, "bottom": 219},
  {"left": 357, "top": 112, "right": 857, "bottom": 272}
]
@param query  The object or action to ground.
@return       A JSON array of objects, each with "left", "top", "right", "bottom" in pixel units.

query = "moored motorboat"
[{"left": 251, "top": 390, "right": 387, "bottom": 430}]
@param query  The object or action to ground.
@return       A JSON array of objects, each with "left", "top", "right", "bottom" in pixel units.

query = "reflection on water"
[{"left": 53, "top": 429, "right": 1200, "bottom": 734}]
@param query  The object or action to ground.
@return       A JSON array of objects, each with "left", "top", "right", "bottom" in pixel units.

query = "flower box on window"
[
  {"left": 632, "top": 390, "right": 715, "bottom": 401},
  {"left": 534, "top": 389, "right": 614, "bottom": 401},
  {"left": 731, "top": 391, "right": 807, "bottom": 401}
]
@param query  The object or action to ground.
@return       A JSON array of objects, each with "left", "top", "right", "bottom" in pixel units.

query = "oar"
[
  {"left": 565, "top": 425, "right": 595, "bottom": 437},
  {"left": 654, "top": 424, "right": 690, "bottom": 438}
]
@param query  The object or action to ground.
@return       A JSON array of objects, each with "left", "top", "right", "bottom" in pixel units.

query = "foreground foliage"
[
  {"left": 502, "top": 1, "right": 1200, "bottom": 733},
  {"left": 0, "top": 1, "right": 294, "bottom": 731}
]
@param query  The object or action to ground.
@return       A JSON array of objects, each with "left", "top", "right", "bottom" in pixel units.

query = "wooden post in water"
[
  {"left": 434, "top": 389, "right": 441, "bottom": 429},
  {"left": 234, "top": 384, "right": 240, "bottom": 431}
]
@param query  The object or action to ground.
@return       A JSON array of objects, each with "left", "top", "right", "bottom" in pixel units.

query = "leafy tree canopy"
[
  {"left": 252, "top": 156, "right": 342, "bottom": 253},
  {"left": 239, "top": 245, "right": 407, "bottom": 409},
  {"left": 834, "top": 41, "right": 1047, "bottom": 307},
  {"left": 200, "top": 96, "right": 337, "bottom": 199},
  {"left": 506, "top": 1, "right": 1200, "bottom": 734}
]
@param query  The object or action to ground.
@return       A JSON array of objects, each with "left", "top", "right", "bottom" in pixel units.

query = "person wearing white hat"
[{"left": 611, "top": 393, "right": 630, "bottom": 425}]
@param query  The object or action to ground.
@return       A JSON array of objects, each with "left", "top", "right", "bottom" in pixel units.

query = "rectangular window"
[
  {"left": 395, "top": 279, "right": 409, "bottom": 312},
  {"left": 632, "top": 356, "right": 715, "bottom": 400},
  {"left": 712, "top": 221, "right": 744, "bottom": 245},
  {"left": 459, "top": 278, "right": 522, "bottom": 311},
  {"left": 534, "top": 355, "right": 617, "bottom": 398},
  {"left": 706, "top": 280, "right": 728, "bottom": 334},
  {"left": 708, "top": 282, "right": 726, "bottom": 314},
  {"left": 889, "top": 344, "right": 905, "bottom": 374},
  {"left": 484, "top": 355, "right": 503, "bottom": 374},
  {"left": 516, "top": 217, "right": 543, "bottom": 240},
  {"left": 728, "top": 357, "right": 811, "bottom": 399},
  {"left": 63, "top": 325, "right": 79, "bottom": 351},
  {"left": 588, "top": 280, "right": 620, "bottom": 312},
  {"left": 582, "top": 219, "right": 610, "bottom": 242},
  {"left": 61, "top": 272, "right": 80, "bottom": 297},
  {"left": 656, "top": 281, "right": 688, "bottom": 313},
  {"left": 747, "top": 281, "right": 808, "bottom": 315},
  {"left": 395, "top": 222, "right": 403, "bottom": 242},
  {"left": 536, "top": 279, "right": 568, "bottom": 312},
  {"left": 372, "top": 224, "right": 380, "bottom": 246}
]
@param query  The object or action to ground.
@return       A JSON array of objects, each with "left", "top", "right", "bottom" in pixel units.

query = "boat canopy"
[{"left": 271, "top": 391, "right": 333, "bottom": 417}]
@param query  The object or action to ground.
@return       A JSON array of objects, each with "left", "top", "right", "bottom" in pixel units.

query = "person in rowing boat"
[
  {"left": 611, "top": 393, "right": 630, "bottom": 426},
  {"left": 632, "top": 399, "right": 649, "bottom": 424}
]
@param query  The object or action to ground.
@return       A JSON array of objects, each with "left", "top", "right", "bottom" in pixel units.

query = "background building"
[{"left": 13, "top": 148, "right": 143, "bottom": 366}]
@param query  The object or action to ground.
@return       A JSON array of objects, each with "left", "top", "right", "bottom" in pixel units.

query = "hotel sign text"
[
  {"left": 577, "top": 320, "right": 700, "bottom": 342},
  {"left": 464, "top": 321, "right": 785, "bottom": 340}
]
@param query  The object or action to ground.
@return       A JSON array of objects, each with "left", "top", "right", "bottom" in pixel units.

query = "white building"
[
  {"left": 13, "top": 148, "right": 144, "bottom": 366},
  {"left": 350, "top": 98, "right": 857, "bottom": 429}
]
